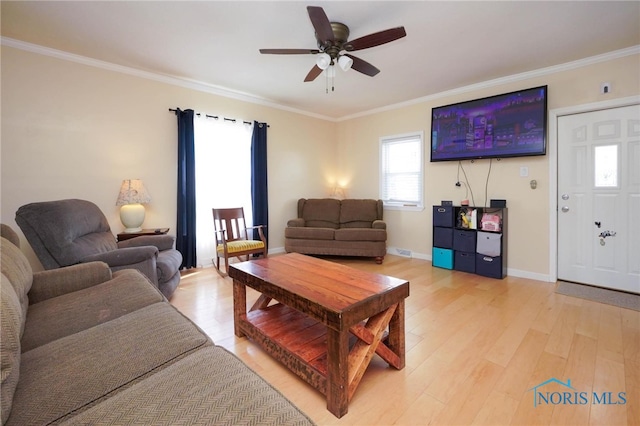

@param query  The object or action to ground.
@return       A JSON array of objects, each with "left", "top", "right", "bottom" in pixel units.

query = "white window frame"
[{"left": 379, "top": 131, "right": 425, "bottom": 211}]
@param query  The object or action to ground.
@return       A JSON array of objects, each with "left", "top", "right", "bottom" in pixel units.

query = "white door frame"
[{"left": 548, "top": 95, "right": 640, "bottom": 283}]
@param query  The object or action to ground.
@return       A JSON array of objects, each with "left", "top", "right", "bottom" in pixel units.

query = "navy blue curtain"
[
  {"left": 176, "top": 109, "right": 197, "bottom": 269},
  {"left": 251, "top": 121, "right": 269, "bottom": 243}
]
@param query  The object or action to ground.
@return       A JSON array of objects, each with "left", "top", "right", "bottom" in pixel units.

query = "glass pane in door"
[{"left": 594, "top": 144, "right": 618, "bottom": 187}]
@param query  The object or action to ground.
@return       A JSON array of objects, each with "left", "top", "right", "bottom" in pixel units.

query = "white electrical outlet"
[
  {"left": 520, "top": 166, "right": 529, "bottom": 177},
  {"left": 601, "top": 82, "right": 612, "bottom": 94}
]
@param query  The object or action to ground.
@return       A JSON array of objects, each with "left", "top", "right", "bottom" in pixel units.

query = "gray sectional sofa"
[
  {"left": 285, "top": 198, "right": 387, "bottom": 263},
  {"left": 0, "top": 224, "right": 314, "bottom": 425}
]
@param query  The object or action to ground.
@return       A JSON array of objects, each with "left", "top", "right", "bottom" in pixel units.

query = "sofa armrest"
[
  {"left": 287, "top": 218, "right": 305, "bottom": 227},
  {"left": 81, "top": 246, "right": 159, "bottom": 267},
  {"left": 29, "top": 261, "right": 112, "bottom": 304},
  {"left": 117, "top": 235, "right": 175, "bottom": 251},
  {"left": 372, "top": 220, "right": 387, "bottom": 230}
]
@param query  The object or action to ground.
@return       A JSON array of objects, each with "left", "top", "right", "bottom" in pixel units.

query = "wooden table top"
[{"left": 229, "top": 253, "right": 409, "bottom": 331}]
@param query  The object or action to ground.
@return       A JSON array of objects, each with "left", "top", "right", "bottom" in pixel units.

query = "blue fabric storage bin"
[
  {"left": 476, "top": 254, "right": 504, "bottom": 278},
  {"left": 433, "top": 206, "right": 454, "bottom": 227},
  {"left": 432, "top": 247, "right": 453, "bottom": 269},
  {"left": 433, "top": 226, "right": 453, "bottom": 248},
  {"left": 454, "top": 251, "right": 475, "bottom": 273},
  {"left": 453, "top": 229, "right": 477, "bottom": 252}
]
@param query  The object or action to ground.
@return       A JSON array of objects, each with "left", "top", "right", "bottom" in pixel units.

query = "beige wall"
[
  {"left": 1, "top": 46, "right": 337, "bottom": 269},
  {"left": 2, "top": 44, "right": 638, "bottom": 280},
  {"left": 337, "top": 54, "right": 640, "bottom": 279}
]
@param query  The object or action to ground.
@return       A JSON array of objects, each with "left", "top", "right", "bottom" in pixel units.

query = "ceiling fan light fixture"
[
  {"left": 338, "top": 55, "right": 353, "bottom": 71},
  {"left": 316, "top": 53, "right": 331, "bottom": 70}
]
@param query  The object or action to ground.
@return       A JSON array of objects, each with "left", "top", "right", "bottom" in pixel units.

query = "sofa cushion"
[
  {"left": 21, "top": 269, "right": 164, "bottom": 352},
  {"left": 28, "top": 262, "right": 113, "bottom": 305},
  {"left": 334, "top": 228, "right": 387, "bottom": 242},
  {"left": 285, "top": 239, "right": 386, "bottom": 258},
  {"left": 1, "top": 274, "right": 22, "bottom": 425},
  {"left": 61, "top": 346, "right": 315, "bottom": 426},
  {"left": 300, "top": 198, "right": 341, "bottom": 229},
  {"left": 7, "top": 303, "right": 209, "bottom": 425},
  {"left": 0, "top": 237, "right": 33, "bottom": 330},
  {"left": 339, "top": 199, "right": 381, "bottom": 228},
  {"left": 285, "top": 227, "right": 335, "bottom": 241}
]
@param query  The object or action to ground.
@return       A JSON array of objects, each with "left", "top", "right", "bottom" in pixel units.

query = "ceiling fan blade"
[
  {"left": 345, "top": 54, "right": 380, "bottom": 77},
  {"left": 307, "top": 6, "right": 334, "bottom": 42},
  {"left": 260, "top": 48, "right": 319, "bottom": 55},
  {"left": 304, "top": 65, "right": 323, "bottom": 82},
  {"left": 346, "top": 27, "right": 407, "bottom": 51}
]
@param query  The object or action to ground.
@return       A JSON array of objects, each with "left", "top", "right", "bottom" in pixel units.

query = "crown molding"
[
  {"left": 3, "top": 36, "right": 637, "bottom": 123},
  {"left": 338, "top": 45, "right": 640, "bottom": 121},
  {"left": 1, "top": 37, "right": 337, "bottom": 122}
]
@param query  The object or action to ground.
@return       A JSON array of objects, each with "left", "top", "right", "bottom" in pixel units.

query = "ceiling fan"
[{"left": 259, "top": 6, "right": 406, "bottom": 86}]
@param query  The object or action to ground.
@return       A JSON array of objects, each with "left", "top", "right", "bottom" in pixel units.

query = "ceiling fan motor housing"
[{"left": 317, "top": 22, "right": 351, "bottom": 59}]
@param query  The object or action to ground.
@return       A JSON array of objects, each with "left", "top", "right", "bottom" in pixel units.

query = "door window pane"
[{"left": 594, "top": 144, "right": 618, "bottom": 187}]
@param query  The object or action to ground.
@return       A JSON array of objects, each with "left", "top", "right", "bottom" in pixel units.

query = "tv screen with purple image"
[{"left": 430, "top": 85, "right": 547, "bottom": 162}]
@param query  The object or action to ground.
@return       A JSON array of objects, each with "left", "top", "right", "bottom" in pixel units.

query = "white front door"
[{"left": 557, "top": 104, "right": 640, "bottom": 294}]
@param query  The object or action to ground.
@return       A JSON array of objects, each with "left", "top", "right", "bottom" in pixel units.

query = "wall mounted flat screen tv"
[{"left": 430, "top": 85, "right": 547, "bottom": 162}]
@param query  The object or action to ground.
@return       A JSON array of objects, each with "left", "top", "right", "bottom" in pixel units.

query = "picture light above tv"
[{"left": 430, "top": 85, "right": 548, "bottom": 162}]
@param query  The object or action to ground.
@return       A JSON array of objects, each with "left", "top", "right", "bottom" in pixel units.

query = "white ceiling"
[{"left": 2, "top": 1, "right": 639, "bottom": 120}]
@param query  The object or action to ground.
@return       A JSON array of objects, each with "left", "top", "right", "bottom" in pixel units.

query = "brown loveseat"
[
  {"left": 0, "top": 224, "right": 314, "bottom": 425},
  {"left": 285, "top": 198, "right": 387, "bottom": 263}
]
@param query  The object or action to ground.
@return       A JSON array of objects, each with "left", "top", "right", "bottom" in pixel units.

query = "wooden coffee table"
[{"left": 229, "top": 253, "right": 410, "bottom": 418}]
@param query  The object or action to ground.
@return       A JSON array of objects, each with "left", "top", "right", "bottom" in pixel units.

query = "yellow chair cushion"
[{"left": 217, "top": 240, "right": 265, "bottom": 254}]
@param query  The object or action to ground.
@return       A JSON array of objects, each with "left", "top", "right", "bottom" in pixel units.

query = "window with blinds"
[{"left": 379, "top": 132, "right": 424, "bottom": 210}]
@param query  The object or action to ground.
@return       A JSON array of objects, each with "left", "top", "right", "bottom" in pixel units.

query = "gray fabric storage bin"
[{"left": 476, "top": 231, "right": 502, "bottom": 257}]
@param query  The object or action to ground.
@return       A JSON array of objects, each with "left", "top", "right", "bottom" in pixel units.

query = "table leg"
[
  {"left": 232, "top": 279, "right": 247, "bottom": 338},
  {"left": 326, "top": 328, "right": 349, "bottom": 418},
  {"left": 387, "top": 299, "right": 406, "bottom": 369}
]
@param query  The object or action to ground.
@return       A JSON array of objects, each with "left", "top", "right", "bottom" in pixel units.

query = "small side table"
[{"left": 117, "top": 228, "right": 169, "bottom": 242}]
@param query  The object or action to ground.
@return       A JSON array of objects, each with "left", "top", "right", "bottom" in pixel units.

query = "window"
[
  {"left": 194, "top": 117, "right": 253, "bottom": 267},
  {"left": 379, "top": 131, "right": 424, "bottom": 210}
]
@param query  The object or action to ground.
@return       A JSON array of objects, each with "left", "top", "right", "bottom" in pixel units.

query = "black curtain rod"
[{"left": 168, "top": 108, "right": 268, "bottom": 127}]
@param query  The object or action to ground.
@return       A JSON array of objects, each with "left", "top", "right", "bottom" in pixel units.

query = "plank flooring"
[{"left": 170, "top": 254, "right": 639, "bottom": 425}]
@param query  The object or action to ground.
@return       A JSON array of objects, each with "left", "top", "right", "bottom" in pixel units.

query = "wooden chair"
[{"left": 212, "top": 207, "right": 267, "bottom": 275}]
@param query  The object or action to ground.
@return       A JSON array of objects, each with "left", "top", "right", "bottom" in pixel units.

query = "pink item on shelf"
[{"left": 481, "top": 213, "right": 501, "bottom": 232}]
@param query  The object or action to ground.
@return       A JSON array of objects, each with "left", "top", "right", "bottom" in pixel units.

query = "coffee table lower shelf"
[{"left": 239, "top": 303, "right": 332, "bottom": 394}]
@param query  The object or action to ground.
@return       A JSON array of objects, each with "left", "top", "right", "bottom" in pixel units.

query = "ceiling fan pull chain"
[
  {"left": 326, "top": 71, "right": 329, "bottom": 94},
  {"left": 327, "top": 65, "right": 336, "bottom": 93}
]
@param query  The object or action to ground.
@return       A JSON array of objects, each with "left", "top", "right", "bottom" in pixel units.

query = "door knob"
[
  {"left": 561, "top": 206, "right": 570, "bottom": 212},
  {"left": 562, "top": 194, "right": 570, "bottom": 200}
]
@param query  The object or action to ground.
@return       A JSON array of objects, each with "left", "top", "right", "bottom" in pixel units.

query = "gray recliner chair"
[{"left": 15, "top": 199, "right": 182, "bottom": 298}]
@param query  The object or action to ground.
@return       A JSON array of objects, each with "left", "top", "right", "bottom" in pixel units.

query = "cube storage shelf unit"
[{"left": 432, "top": 205, "right": 508, "bottom": 279}]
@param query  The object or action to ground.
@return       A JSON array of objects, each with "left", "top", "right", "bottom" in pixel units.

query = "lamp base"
[
  {"left": 122, "top": 226, "right": 143, "bottom": 234},
  {"left": 120, "top": 203, "right": 146, "bottom": 233}
]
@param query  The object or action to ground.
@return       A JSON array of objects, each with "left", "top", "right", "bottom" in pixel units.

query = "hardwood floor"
[{"left": 170, "top": 255, "right": 639, "bottom": 425}]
